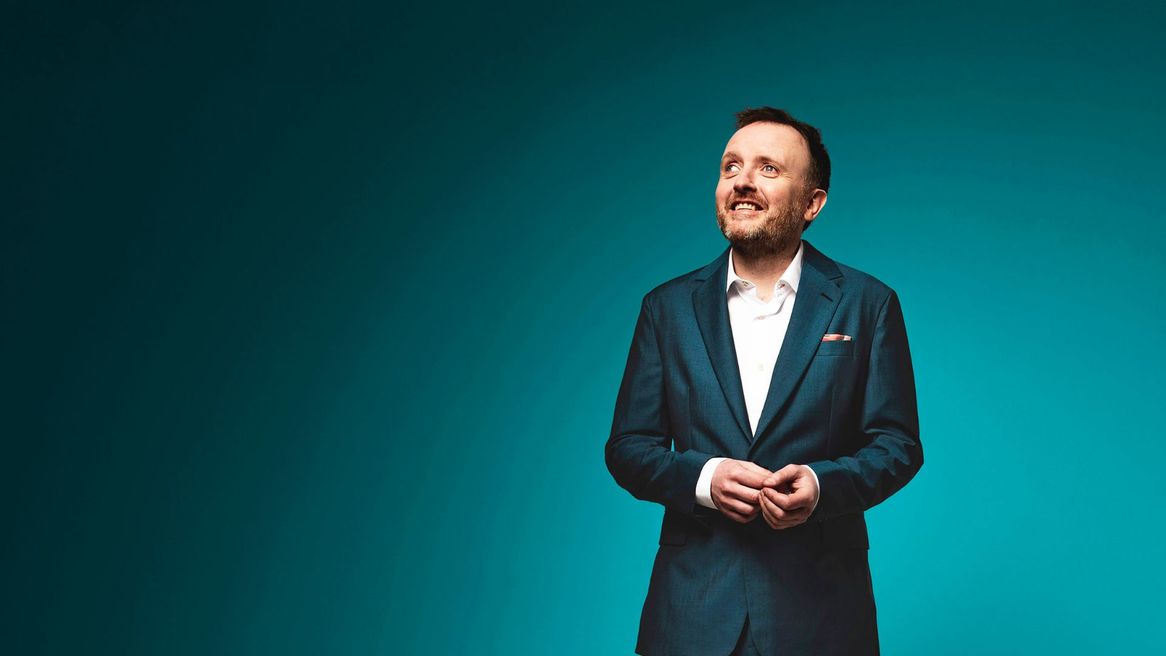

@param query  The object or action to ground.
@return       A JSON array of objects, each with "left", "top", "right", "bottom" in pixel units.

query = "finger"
[
  {"left": 760, "top": 490, "right": 788, "bottom": 521},
  {"left": 739, "top": 461, "right": 773, "bottom": 478},
  {"left": 719, "top": 498, "right": 756, "bottom": 517},
  {"left": 762, "top": 497, "right": 799, "bottom": 529},
  {"left": 733, "top": 466, "right": 771, "bottom": 489},
  {"left": 717, "top": 495, "right": 757, "bottom": 517},
  {"left": 777, "top": 506, "right": 809, "bottom": 524},
  {"left": 774, "top": 500, "right": 811, "bottom": 523},
  {"left": 777, "top": 485, "right": 814, "bottom": 511},
  {"left": 761, "top": 487, "right": 788, "bottom": 512},
  {"left": 723, "top": 507, "right": 754, "bottom": 524},
  {"left": 760, "top": 501, "right": 778, "bottom": 528},
  {"left": 759, "top": 494, "right": 780, "bottom": 528},
  {"left": 723, "top": 483, "right": 762, "bottom": 504},
  {"left": 715, "top": 498, "right": 748, "bottom": 521},
  {"left": 722, "top": 508, "right": 746, "bottom": 523}
]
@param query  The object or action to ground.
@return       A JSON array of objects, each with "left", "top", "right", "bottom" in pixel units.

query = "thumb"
[{"left": 763, "top": 464, "right": 801, "bottom": 488}]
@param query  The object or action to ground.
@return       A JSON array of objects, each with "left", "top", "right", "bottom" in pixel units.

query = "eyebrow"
[{"left": 721, "top": 151, "right": 784, "bottom": 166}]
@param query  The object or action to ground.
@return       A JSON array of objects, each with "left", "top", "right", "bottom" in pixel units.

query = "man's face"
[{"left": 715, "top": 122, "right": 820, "bottom": 256}]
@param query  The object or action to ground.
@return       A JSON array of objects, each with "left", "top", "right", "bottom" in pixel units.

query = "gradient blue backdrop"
[{"left": 5, "top": 0, "right": 1165, "bottom": 653}]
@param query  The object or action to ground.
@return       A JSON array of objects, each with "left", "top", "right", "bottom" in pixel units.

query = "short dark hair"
[{"left": 735, "top": 107, "right": 831, "bottom": 194}]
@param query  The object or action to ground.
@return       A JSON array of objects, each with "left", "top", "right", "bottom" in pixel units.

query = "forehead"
[{"left": 722, "top": 122, "right": 811, "bottom": 170}]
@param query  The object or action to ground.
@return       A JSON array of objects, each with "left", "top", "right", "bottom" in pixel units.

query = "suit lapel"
[
  {"left": 749, "top": 241, "right": 844, "bottom": 448},
  {"left": 691, "top": 249, "right": 753, "bottom": 445}
]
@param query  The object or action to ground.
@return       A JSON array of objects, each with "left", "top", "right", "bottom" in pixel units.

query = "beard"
[{"left": 715, "top": 192, "right": 806, "bottom": 258}]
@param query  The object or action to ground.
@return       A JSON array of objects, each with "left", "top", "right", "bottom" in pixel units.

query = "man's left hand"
[{"left": 758, "top": 464, "right": 819, "bottom": 530}]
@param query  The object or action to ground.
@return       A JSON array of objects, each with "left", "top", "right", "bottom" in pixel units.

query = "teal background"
[{"left": 5, "top": 1, "right": 1165, "bottom": 653}]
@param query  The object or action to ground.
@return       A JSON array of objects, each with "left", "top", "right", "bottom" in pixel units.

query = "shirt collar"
[{"left": 726, "top": 240, "right": 805, "bottom": 294}]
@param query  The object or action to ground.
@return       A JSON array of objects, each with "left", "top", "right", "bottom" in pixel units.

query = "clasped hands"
[{"left": 710, "top": 459, "right": 819, "bottom": 529}]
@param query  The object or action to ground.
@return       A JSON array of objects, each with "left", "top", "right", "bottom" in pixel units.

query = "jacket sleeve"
[
  {"left": 806, "top": 290, "right": 924, "bottom": 522},
  {"left": 605, "top": 294, "right": 715, "bottom": 516}
]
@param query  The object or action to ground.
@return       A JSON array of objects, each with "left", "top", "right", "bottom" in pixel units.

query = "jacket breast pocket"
[{"left": 815, "top": 339, "right": 855, "bottom": 358}]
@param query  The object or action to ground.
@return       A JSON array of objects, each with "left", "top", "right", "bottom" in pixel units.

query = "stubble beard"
[{"left": 716, "top": 194, "right": 805, "bottom": 259}]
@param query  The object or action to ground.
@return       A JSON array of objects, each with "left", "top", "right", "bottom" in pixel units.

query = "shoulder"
[
  {"left": 806, "top": 241, "right": 897, "bottom": 305},
  {"left": 644, "top": 266, "right": 708, "bottom": 300},
  {"left": 638, "top": 250, "right": 725, "bottom": 312},
  {"left": 835, "top": 260, "right": 895, "bottom": 300},
  {"left": 806, "top": 244, "right": 910, "bottom": 331}
]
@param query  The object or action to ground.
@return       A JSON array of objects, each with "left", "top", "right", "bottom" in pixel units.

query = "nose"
[{"left": 732, "top": 168, "right": 756, "bottom": 193}]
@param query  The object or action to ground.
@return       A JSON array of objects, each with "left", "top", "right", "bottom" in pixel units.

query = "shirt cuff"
[
  {"left": 805, "top": 464, "right": 821, "bottom": 514},
  {"left": 695, "top": 457, "right": 728, "bottom": 509}
]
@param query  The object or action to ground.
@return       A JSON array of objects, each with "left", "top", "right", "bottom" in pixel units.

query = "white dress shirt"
[{"left": 695, "top": 241, "right": 821, "bottom": 513}]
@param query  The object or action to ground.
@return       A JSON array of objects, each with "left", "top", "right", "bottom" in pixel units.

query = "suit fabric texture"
[{"left": 606, "top": 241, "right": 923, "bottom": 656}]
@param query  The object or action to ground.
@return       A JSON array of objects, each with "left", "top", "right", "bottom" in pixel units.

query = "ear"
[{"left": 803, "top": 188, "right": 827, "bottom": 225}]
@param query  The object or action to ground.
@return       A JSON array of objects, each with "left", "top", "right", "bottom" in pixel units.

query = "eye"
[
  {"left": 724, "top": 163, "right": 740, "bottom": 173},
  {"left": 762, "top": 164, "right": 778, "bottom": 173}
]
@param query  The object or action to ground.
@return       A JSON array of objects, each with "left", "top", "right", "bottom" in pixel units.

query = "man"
[{"left": 605, "top": 107, "right": 923, "bottom": 656}]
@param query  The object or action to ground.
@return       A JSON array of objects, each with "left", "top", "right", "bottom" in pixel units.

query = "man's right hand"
[{"left": 710, "top": 459, "right": 773, "bottom": 523}]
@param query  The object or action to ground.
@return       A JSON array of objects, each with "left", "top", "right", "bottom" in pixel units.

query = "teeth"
[{"left": 734, "top": 202, "right": 758, "bottom": 210}]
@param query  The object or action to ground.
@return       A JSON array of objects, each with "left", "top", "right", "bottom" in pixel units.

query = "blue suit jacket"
[{"left": 606, "top": 241, "right": 923, "bottom": 656}]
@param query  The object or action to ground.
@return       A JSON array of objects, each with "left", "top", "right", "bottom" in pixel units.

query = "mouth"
[{"left": 729, "top": 200, "right": 764, "bottom": 216}]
